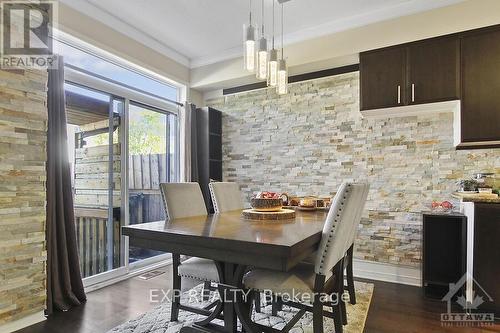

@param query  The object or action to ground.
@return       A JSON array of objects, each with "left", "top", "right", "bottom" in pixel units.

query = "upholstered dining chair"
[
  {"left": 208, "top": 181, "right": 262, "bottom": 313},
  {"left": 159, "top": 182, "right": 219, "bottom": 322},
  {"left": 208, "top": 182, "right": 244, "bottom": 213},
  {"left": 242, "top": 182, "right": 370, "bottom": 333}
]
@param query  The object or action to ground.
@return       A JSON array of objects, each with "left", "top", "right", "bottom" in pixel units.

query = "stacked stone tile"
[
  {"left": 0, "top": 69, "right": 48, "bottom": 324},
  {"left": 207, "top": 72, "right": 500, "bottom": 267}
]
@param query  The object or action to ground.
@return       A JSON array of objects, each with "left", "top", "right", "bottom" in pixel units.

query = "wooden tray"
[{"left": 242, "top": 208, "right": 296, "bottom": 220}]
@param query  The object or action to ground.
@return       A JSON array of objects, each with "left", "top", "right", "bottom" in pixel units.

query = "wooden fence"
[
  {"left": 129, "top": 153, "right": 171, "bottom": 190},
  {"left": 73, "top": 135, "right": 122, "bottom": 278},
  {"left": 73, "top": 145, "right": 171, "bottom": 271}
]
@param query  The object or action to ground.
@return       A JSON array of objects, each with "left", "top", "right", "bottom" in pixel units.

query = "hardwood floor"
[{"left": 15, "top": 266, "right": 500, "bottom": 333}]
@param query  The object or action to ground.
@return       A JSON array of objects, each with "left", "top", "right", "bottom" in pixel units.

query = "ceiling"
[{"left": 62, "top": 0, "right": 465, "bottom": 68}]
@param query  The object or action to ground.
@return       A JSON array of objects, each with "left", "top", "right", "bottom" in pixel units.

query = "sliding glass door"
[
  {"left": 65, "top": 83, "right": 124, "bottom": 279},
  {"left": 65, "top": 80, "right": 179, "bottom": 284},
  {"left": 128, "top": 102, "right": 177, "bottom": 264},
  {"left": 58, "top": 33, "right": 181, "bottom": 286}
]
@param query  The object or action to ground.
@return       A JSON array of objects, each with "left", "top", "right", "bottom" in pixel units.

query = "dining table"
[{"left": 121, "top": 209, "right": 329, "bottom": 333}]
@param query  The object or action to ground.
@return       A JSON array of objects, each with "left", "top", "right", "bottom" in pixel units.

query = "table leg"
[
  {"left": 221, "top": 262, "right": 237, "bottom": 332},
  {"left": 181, "top": 262, "right": 250, "bottom": 333}
]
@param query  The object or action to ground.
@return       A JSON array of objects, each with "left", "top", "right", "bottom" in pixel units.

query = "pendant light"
[
  {"left": 277, "top": 1, "right": 288, "bottom": 95},
  {"left": 267, "top": 0, "right": 278, "bottom": 87},
  {"left": 243, "top": 0, "right": 256, "bottom": 72},
  {"left": 256, "top": 0, "right": 268, "bottom": 80}
]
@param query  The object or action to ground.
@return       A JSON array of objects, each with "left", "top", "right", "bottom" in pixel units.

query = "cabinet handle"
[
  {"left": 412, "top": 83, "right": 415, "bottom": 102},
  {"left": 397, "top": 85, "right": 401, "bottom": 104}
]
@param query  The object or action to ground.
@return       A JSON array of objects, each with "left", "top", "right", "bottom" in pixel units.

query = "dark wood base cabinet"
[
  {"left": 473, "top": 203, "right": 500, "bottom": 318},
  {"left": 422, "top": 213, "right": 467, "bottom": 299}
]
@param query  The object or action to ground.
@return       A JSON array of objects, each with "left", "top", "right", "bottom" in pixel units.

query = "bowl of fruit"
[{"left": 251, "top": 191, "right": 283, "bottom": 212}]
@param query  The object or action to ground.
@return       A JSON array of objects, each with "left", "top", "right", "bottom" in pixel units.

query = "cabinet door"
[
  {"left": 408, "top": 37, "right": 460, "bottom": 104},
  {"left": 461, "top": 29, "right": 500, "bottom": 143},
  {"left": 360, "top": 47, "right": 406, "bottom": 110},
  {"left": 473, "top": 203, "right": 500, "bottom": 317}
]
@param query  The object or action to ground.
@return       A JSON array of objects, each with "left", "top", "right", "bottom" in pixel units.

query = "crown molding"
[
  {"left": 60, "top": 0, "right": 464, "bottom": 69},
  {"left": 59, "top": 0, "right": 190, "bottom": 67}
]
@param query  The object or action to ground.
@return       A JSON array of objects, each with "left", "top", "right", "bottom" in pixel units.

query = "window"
[
  {"left": 57, "top": 33, "right": 183, "bottom": 283},
  {"left": 56, "top": 38, "right": 178, "bottom": 102}
]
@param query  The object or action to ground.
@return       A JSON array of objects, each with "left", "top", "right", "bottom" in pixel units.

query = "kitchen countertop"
[{"left": 459, "top": 197, "right": 500, "bottom": 204}]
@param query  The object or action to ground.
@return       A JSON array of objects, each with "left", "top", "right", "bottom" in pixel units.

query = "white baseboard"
[
  {"left": 0, "top": 311, "right": 46, "bottom": 333},
  {"left": 353, "top": 259, "right": 422, "bottom": 287}
]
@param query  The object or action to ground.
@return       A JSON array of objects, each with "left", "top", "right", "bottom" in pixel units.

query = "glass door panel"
[
  {"left": 65, "top": 83, "right": 124, "bottom": 278},
  {"left": 128, "top": 102, "right": 173, "bottom": 263}
]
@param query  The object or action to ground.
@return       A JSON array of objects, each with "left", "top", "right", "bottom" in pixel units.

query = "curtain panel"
[
  {"left": 46, "top": 56, "right": 86, "bottom": 314},
  {"left": 179, "top": 102, "right": 198, "bottom": 182}
]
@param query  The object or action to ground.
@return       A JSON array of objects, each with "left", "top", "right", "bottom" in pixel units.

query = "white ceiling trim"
[
  {"left": 191, "top": 0, "right": 464, "bottom": 68},
  {"left": 59, "top": 0, "right": 191, "bottom": 67},
  {"left": 61, "top": 0, "right": 464, "bottom": 69}
]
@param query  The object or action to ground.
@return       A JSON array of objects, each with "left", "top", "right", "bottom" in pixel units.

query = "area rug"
[{"left": 108, "top": 281, "right": 373, "bottom": 333}]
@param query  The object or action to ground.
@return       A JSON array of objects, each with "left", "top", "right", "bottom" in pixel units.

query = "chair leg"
[
  {"left": 254, "top": 291, "right": 261, "bottom": 313},
  {"left": 333, "top": 260, "right": 344, "bottom": 333},
  {"left": 271, "top": 296, "right": 282, "bottom": 316},
  {"left": 340, "top": 293, "right": 347, "bottom": 326},
  {"left": 171, "top": 254, "right": 181, "bottom": 322},
  {"left": 312, "top": 294, "right": 324, "bottom": 333},
  {"left": 346, "top": 245, "right": 356, "bottom": 305},
  {"left": 202, "top": 281, "right": 211, "bottom": 301}
]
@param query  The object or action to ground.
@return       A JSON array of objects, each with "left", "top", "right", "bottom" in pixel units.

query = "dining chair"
[
  {"left": 242, "top": 182, "right": 370, "bottom": 333},
  {"left": 159, "top": 182, "right": 219, "bottom": 321},
  {"left": 208, "top": 181, "right": 262, "bottom": 313},
  {"left": 208, "top": 181, "right": 244, "bottom": 213}
]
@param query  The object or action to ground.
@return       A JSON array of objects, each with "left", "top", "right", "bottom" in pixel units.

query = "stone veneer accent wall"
[
  {"left": 207, "top": 72, "right": 500, "bottom": 267},
  {"left": 0, "top": 69, "right": 48, "bottom": 325}
]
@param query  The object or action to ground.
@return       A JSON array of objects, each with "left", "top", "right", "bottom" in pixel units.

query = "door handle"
[
  {"left": 412, "top": 83, "right": 415, "bottom": 102},
  {"left": 397, "top": 85, "right": 401, "bottom": 104}
]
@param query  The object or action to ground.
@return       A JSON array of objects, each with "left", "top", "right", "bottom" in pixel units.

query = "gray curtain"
[
  {"left": 180, "top": 102, "right": 198, "bottom": 182},
  {"left": 46, "top": 56, "right": 86, "bottom": 315}
]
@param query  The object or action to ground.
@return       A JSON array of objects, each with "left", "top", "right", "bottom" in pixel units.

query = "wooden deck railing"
[{"left": 75, "top": 207, "right": 121, "bottom": 278}]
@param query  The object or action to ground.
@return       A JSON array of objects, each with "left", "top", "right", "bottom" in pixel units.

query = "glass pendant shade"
[
  {"left": 277, "top": 59, "right": 288, "bottom": 95},
  {"left": 267, "top": 48, "right": 278, "bottom": 87},
  {"left": 243, "top": 24, "right": 256, "bottom": 72},
  {"left": 256, "top": 36, "right": 268, "bottom": 80}
]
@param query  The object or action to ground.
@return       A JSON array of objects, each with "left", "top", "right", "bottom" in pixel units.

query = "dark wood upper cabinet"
[
  {"left": 360, "top": 24, "right": 500, "bottom": 148},
  {"left": 360, "top": 47, "right": 406, "bottom": 110},
  {"left": 408, "top": 37, "right": 460, "bottom": 105},
  {"left": 361, "top": 36, "right": 460, "bottom": 111},
  {"left": 461, "top": 29, "right": 500, "bottom": 144}
]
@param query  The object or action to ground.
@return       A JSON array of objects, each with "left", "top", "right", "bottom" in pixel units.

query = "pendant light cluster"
[{"left": 243, "top": 0, "right": 288, "bottom": 94}]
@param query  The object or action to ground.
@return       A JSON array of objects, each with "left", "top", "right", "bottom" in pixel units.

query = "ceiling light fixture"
[
  {"left": 277, "top": 1, "right": 288, "bottom": 95},
  {"left": 243, "top": 0, "right": 256, "bottom": 72},
  {"left": 256, "top": 0, "right": 268, "bottom": 80},
  {"left": 267, "top": 0, "right": 278, "bottom": 87}
]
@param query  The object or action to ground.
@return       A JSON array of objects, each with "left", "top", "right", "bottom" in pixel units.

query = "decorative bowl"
[{"left": 250, "top": 198, "right": 283, "bottom": 212}]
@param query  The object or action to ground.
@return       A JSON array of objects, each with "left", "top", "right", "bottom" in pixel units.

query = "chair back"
[
  {"left": 209, "top": 182, "right": 244, "bottom": 213},
  {"left": 159, "top": 182, "right": 208, "bottom": 220},
  {"left": 314, "top": 182, "right": 369, "bottom": 276}
]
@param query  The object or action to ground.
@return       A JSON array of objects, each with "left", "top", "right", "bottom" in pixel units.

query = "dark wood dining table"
[{"left": 122, "top": 209, "right": 328, "bottom": 333}]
